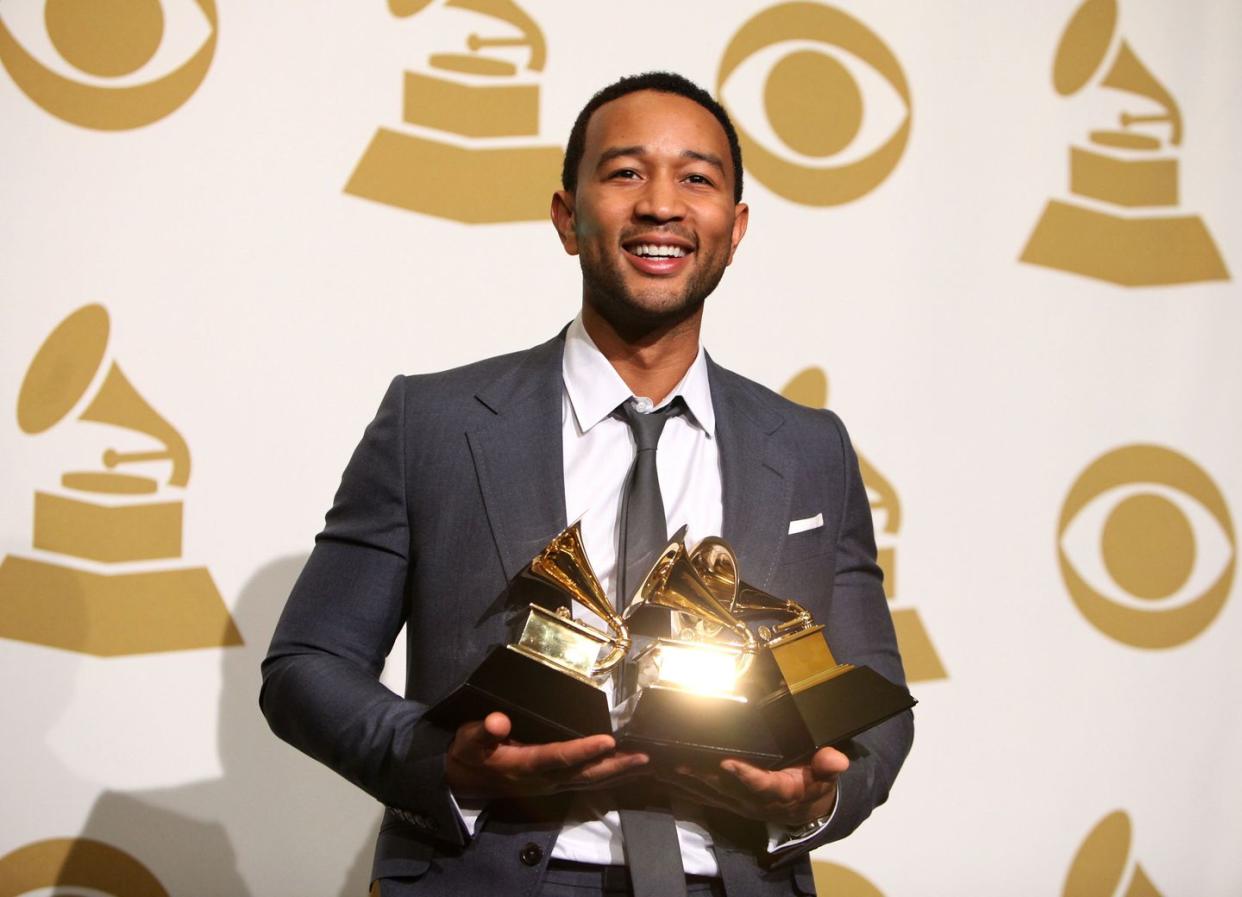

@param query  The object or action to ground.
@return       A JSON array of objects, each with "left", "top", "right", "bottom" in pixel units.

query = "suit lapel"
[
  {"left": 710, "top": 358, "right": 795, "bottom": 591},
  {"left": 467, "top": 336, "right": 568, "bottom": 585}
]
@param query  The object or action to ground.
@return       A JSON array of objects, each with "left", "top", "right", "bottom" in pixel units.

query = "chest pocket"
[{"left": 779, "top": 512, "right": 831, "bottom": 564}]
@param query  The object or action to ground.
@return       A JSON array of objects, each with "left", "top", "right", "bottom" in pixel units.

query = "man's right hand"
[{"left": 444, "top": 712, "right": 649, "bottom": 800}]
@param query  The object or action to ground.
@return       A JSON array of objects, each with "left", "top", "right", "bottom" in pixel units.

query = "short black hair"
[{"left": 561, "top": 71, "right": 744, "bottom": 203}]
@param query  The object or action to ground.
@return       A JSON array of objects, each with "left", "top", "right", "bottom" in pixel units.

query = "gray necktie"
[
  {"left": 616, "top": 397, "right": 685, "bottom": 609},
  {"left": 616, "top": 397, "right": 688, "bottom": 897}
]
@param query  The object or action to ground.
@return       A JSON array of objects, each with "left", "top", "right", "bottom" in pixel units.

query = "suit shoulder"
[
  {"left": 710, "top": 362, "right": 849, "bottom": 441},
  {"left": 389, "top": 334, "right": 563, "bottom": 413}
]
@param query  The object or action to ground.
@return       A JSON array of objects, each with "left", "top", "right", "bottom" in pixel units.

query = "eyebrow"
[
  {"left": 596, "top": 146, "right": 727, "bottom": 177},
  {"left": 682, "top": 149, "right": 726, "bottom": 176}
]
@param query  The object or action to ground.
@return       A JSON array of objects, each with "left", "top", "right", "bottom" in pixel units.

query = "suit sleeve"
[
  {"left": 768, "top": 409, "right": 915, "bottom": 866},
  {"left": 259, "top": 375, "right": 468, "bottom": 848}
]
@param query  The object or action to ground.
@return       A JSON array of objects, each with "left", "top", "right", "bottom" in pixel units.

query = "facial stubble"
[{"left": 577, "top": 235, "right": 731, "bottom": 341}]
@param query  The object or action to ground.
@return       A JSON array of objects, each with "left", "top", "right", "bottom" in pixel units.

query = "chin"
[
  {"left": 598, "top": 292, "right": 705, "bottom": 336},
  {"left": 581, "top": 258, "right": 720, "bottom": 334}
]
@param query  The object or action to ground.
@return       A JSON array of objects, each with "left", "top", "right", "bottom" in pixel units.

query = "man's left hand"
[{"left": 662, "top": 745, "right": 849, "bottom": 827}]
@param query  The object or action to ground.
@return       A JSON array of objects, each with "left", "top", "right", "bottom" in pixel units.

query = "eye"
[
  {"left": 1057, "top": 444, "right": 1235, "bottom": 648},
  {"left": 0, "top": 0, "right": 217, "bottom": 130},
  {"left": 716, "top": 2, "right": 911, "bottom": 206}
]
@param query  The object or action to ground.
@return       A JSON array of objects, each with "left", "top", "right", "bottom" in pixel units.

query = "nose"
[{"left": 634, "top": 173, "right": 686, "bottom": 223}]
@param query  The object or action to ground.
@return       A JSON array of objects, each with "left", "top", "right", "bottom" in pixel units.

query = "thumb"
[
  {"left": 811, "top": 746, "right": 850, "bottom": 780},
  {"left": 453, "top": 713, "right": 511, "bottom": 764},
  {"left": 482, "top": 711, "right": 512, "bottom": 743}
]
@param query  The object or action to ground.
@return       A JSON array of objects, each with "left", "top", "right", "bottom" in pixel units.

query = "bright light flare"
[{"left": 654, "top": 642, "right": 743, "bottom": 696}]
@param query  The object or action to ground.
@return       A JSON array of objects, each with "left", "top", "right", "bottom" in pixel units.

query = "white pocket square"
[{"left": 787, "top": 513, "right": 823, "bottom": 535}]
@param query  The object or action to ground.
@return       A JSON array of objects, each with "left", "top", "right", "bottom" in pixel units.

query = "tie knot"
[{"left": 619, "top": 398, "right": 684, "bottom": 451}]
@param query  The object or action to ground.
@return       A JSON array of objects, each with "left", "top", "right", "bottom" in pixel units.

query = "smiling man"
[{"left": 262, "top": 72, "right": 912, "bottom": 897}]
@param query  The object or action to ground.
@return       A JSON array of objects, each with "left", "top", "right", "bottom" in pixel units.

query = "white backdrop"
[{"left": 2, "top": 1, "right": 1240, "bottom": 894}]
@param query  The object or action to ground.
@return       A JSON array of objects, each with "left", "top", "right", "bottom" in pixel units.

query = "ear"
[
  {"left": 550, "top": 190, "right": 579, "bottom": 256},
  {"left": 726, "top": 202, "right": 749, "bottom": 265}
]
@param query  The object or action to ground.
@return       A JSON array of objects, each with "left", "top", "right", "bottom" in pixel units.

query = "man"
[{"left": 261, "top": 72, "right": 912, "bottom": 896}]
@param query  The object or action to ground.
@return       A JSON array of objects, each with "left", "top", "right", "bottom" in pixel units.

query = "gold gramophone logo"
[
  {"left": 811, "top": 860, "right": 885, "bottom": 897},
  {"left": 1021, "top": 0, "right": 1229, "bottom": 286},
  {"left": 1059, "top": 444, "right": 1234, "bottom": 649},
  {"left": 0, "top": 304, "right": 241, "bottom": 656},
  {"left": 782, "top": 367, "right": 946, "bottom": 682},
  {"left": 717, "top": 2, "right": 911, "bottom": 206},
  {"left": 0, "top": 0, "right": 217, "bottom": 130},
  {"left": 345, "top": 0, "right": 561, "bottom": 224},
  {"left": 1063, "top": 811, "right": 1166, "bottom": 897},
  {"left": 0, "top": 837, "right": 170, "bottom": 897}
]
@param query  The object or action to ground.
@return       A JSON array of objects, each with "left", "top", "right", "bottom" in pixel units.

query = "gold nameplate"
[{"left": 511, "top": 604, "right": 611, "bottom": 685}]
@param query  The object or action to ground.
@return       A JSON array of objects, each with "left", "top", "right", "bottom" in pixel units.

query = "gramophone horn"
[
  {"left": 17, "top": 304, "right": 110, "bottom": 435},
  {"left": 624, "top": 530, "right": 756, "bottom": 655},
  {"left": 1053, "top": 0, "right": 1118, "bottom": 95},
  {"left": 1102, "top": 42, "right": 1182, "bottom": 144},
  {"left": 1052, "top": 0, "right": 1181, "bottom": 142},
  {"left": 529, "top": 520, "right": 630, "bottom": 675},
  {"left": 691, "top": 537, "right": 815, "bottom": 640},
  {"left": 18, "top": 305, "right": 191, "bottom": 487},
  {"left": 388, "top": 0, "right": 435, "bottom": 16}
]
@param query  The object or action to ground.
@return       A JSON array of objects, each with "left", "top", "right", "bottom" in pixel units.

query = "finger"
[
  {"left": 450, "top": 718, "right": 501, "bottom": 766},
  {"left": 555, "top": 751, "right": 649, "bottom": 788},
  {"left": 720, "top": 758, "right": 774, "bottom": 792},
  {"left": 810, "top": 746, "right": 850, "bottom": 779},
  {"left": 722, "top": 759, "right": 828, "bottom": 804},
  {"left": 669, "top": 769, "right": 796, "bottom": 822},
  {"left": 511, "top": 734, "right": 617, "bottom": 775},
  {"left": 482, "top": 712, "right": 512, "bottom": 742}
]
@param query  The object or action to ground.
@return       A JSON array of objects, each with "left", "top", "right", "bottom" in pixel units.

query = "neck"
[{"left": 581, "top": 302, "right": 703, "bottom": 404}]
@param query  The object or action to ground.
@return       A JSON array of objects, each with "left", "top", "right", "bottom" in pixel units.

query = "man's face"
[{"left": 552, "top": 90, "right": 748, "bottom": 334}]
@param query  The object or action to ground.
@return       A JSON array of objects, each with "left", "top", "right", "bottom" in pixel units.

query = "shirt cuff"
[
  {"left": 765, "top": 783, "right": 840, "bottom": 854},
  {"left": 447, "top": 789, "right": 480, "bottom": 839}
]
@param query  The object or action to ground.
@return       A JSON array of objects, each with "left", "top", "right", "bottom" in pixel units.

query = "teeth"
[{"left": 631, "top": 244, "right": 687, "bottom": 258}]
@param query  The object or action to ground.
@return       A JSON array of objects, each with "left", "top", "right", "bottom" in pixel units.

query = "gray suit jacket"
[{"left": 260, "top": 332, "right": 913, "bottom": 896}]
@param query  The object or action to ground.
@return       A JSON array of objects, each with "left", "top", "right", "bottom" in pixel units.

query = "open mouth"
[
  {"left": 622, "top": 237, "right": 695, "bottom": 274},
  {"left": 628, "top": 243, "right": 689, "bottom": 259}
]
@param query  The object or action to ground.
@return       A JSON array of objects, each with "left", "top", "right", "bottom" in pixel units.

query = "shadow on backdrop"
[{"left": 59, "top": 554, "right": 384, "bottom": 895}]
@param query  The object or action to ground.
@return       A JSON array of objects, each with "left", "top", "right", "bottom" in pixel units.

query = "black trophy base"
[
  {"left": 427, "top": 645, "right": 612, "bottom": 744},
  {"left": 617, "top": 685, "right": 784, "bottom": 769},
  {"left": 763, "top": 665, "right": 916, "bottom": 765}
]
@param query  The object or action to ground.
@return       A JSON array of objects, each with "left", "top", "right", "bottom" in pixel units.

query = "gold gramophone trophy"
[
  {"left": 0, "top": 304, "right": 240, "bottom": 656},
  {"left": 428, "top": 521, "right": 629, "bottom": 742},
  {"left": 614, "top": 528, "right": 784, "bottom": 767},
  {"left": 691, "top": 538, "right": 915, "bottom": 766}
]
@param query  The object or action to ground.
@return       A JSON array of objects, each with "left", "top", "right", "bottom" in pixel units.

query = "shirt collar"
[{"left": 563, "top": 314, "right": 716, "bottom": 437}]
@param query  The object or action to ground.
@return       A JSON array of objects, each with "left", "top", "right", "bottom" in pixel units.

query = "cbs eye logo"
[
  {"left": 0, "top": 837, "right": 169, "bottom": 897},
  {"left": 1058, "top": 444, "right": 1234, "bottom": 649},
  {"left": 0, "top": 0, "right": 217, "bottom": 130},
  {"left": 717, "top": 1, "right": 911, "bottom": 206}
]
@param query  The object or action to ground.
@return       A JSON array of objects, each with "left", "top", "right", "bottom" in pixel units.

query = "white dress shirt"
[{"left": 552, "top": 315, "right": 724, "bottom": 874}]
